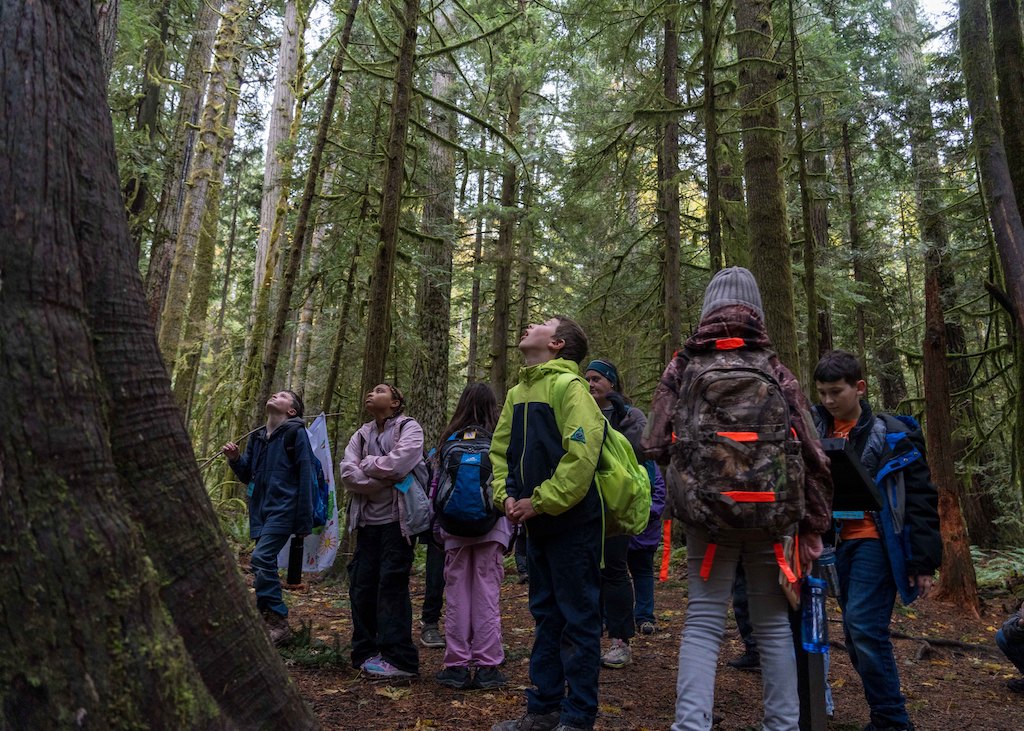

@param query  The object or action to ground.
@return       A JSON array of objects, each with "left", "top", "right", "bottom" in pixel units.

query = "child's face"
[
  {"left": 815, "top": 379, "right": 866, "bottom": 423},
  {"left": 365, "top": 383, "right": 399, "bottom": 415},
  {"left": 518, "top": 317, "right": 562, "bottom": 355},
  {"left": 266, "top": 391, "right": 298, "bottom": 417}
]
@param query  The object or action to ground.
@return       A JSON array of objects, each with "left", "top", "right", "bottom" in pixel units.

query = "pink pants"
[{"left": 443, "top": 541, "right": 505, "bottom": 668}]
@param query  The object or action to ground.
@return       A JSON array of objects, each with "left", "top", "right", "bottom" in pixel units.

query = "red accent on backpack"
[
  {"left": 717, "top": 431, "right": 759, "bottom": 442},
  {"left": 722, "top": 491, "right": 777, "bottom": 503},
  {"left": 714, "top": 337, "right": 745, "bottom": 350}
]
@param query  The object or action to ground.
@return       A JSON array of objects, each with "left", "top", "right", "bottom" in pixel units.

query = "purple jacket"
[{"left": 630, "top": 462, "right": 666, "bottom": 550}]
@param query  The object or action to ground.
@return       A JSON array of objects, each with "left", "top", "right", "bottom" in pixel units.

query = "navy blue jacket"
[
  {"left": 229, "top": 417, "right": 314, "bottom": 538},
  {"left": 812, "top": 400, "right": 942, "bottom": 604}
]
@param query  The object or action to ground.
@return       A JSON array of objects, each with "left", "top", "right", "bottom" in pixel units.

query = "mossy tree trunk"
[
  {"left": 145, "top": 0, "right": 220, "bottom": 328},
  {"left": 702, "top": 0, "right": 723, "bottom": 273},
  {"left": 358, "top": 0, "right": 421, "bottom": 400},
  {"left": 660, "top": 4, "right": 683, "bottom": 361},
  {"left": 0, "top": 2, "right": 316, "bottom": 726},
  {"left": 467, "top": 133, "right": 487, "bottom": 383},
  {"left": 733, "top": 0, "right": 798, "bottom": 368}
]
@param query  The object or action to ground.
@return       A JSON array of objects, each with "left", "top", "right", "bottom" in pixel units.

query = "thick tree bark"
[
  {"left": 467, "top": 134, "right": 487, "bottom": 383},
  {"left": 0, "top": 1, "right": 316, "bottom": 726},
  {"left": 733, "top": 0, "right": 798, "bottom": 368},
  {"left": 145, "top": 0, "right": 220, "bottom": 328},
  {"left": 960, "top": 0, "right": 1024, "bottom": 336},
  {"left": 93, "top": 0, "right": 119, "bottom": 80},
  {"left": 719, "top": 134, "right": 750, "bottom": 268},
  {"left": 660, "top": 6, "right": 683, "bottom": 361},
  {"left": 990, "top": 0, "right": 1024, "bottom": 223},
  {"left": 410, "top": 1, "right": 457, "bottom": 447},
  {"left": 158, "top": 0, "right": 248, "bottom": 366},
  {"left": 359, "top": 0, "right": 421, "bottom": 400}
]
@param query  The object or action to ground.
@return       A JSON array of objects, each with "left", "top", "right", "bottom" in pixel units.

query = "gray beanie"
[{"left": 700, "top": 266, "right": 764, "bottom": 320}]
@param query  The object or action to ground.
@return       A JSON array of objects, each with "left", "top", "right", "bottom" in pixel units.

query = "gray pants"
[{"left": 672, "top": 528, "right": 798, "bottom": 731}]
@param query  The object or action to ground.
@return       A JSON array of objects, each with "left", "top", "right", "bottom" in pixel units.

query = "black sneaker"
[
  {"left": 517, "top": 573, "right": 530, "bottom": 585},
  {"left": 491, "top": 711, "right": 560, "bottom": 731},
  {"left": 436, "top": 666, "right": 472, "bottom": 689},
  {"left": 726, "top": 651, "right": 760, "bottom": 671},
  {"left": 1008, "top": 677, "right": 1024, "bottom": 693},
  {"left": 473, "top": 665, "right": 507, "bottom": 689},
  {"left": 420, "top": 623, "right": 445, "bottom": 648}
]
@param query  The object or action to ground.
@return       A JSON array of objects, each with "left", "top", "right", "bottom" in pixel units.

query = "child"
[
  {"left": 222, "top": 390, "right": 314, "bottom": 646},
  {"left": 340, "top": 383, "right": 426, "bottom": 679},
  {"left": 490, "top": 316, "right": 606, "bottom": 731},
  {"left": 584, "top": 358, "right": 665, "bottom": 668},
  {"left": 812, "top": 350, "right": 941, "bottom": 731},
  {"left": 643, "top": 267, "right": 832, "bottom": 731},
  {"left": 432, "top": 382, "right": 513, "bottom": 690}
]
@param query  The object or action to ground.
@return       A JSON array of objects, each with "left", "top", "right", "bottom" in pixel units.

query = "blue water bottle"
[{"left": 801, "top": 575, "right": 828, "bottom": 653}]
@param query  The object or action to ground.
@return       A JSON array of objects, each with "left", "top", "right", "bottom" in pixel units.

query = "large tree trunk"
[
  {"left": 961, "top": 0, "right": 1024, "bottom": 336},
  {"left": 145, "top": 0, "right": 221, "bottom": 328},
  {"left": 702, "top": 0, "right": 723, "bottom": 273},
  {"left": 358, "top": 0, "right": 421, "bottom": 400},
  {"left": 251, "top": 0, "right": 303, "bottom": 320},
  {"left": 410, "top": 1, "right": 457, "bottom": 447},
  {"left": 158, "top": 0, "right": 248, "bottom": 367},
  {"left": 990, "top": 0, "right": 1024, "bottom": 222},
  {"left": 660, "top": 5, "right": 683, "bottom": 361},
  {"left": 467, "top": 134, "right": 487, "bottom": 383},
  {"left": 733, "top": 0, "right": 798, "bottom": 368},
  {"left": 0, "top": 2, "right": 316, "bottom": 726},
  {"left": 93, "top": 0, "right": 118, "bottom": 80}
]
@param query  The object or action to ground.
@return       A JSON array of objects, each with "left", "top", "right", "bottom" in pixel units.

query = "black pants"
[
  {"left": 421, "top": 535, "right": 445, "bottom": 625},
  {"left": 348, "top": 522, "right": 418, "bottom": 673},
  {"left": 733, "top": 561, "right": 758, "bottom": 653},
  {"left": 601, "top": 534, "right": 635, "bottom": 640}
]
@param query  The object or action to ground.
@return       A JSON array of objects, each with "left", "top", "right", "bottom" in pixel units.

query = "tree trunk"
[
  {"left": 489, "top": 78, "right": 522, "bottom": 400},
  {"left": 719, "top": 133, "right": 750, "bottom": 268},
  {"left": 467, "top": 134, "right": 487, "bottom": 383},
  {"left": 660, "top": 6, "right": 683, "bottom": 361},
  {"left": 409, "top": 1, "right": 456, "bottom": 446},
  {"left": 358, "top": 0, "right": 421, "bottom": 400},
  {"left": 0, "top": 2, "right": 316, "bottom": 726},
  {"left": 702, "top": 0, "right": 723, "bottom": 273},
  {"left": 960, "top": 0, "right": 1024, "bottom": 336},
  {"left": 93, "top": 0, "right": 118, "bottom": 80},
  {"left": 251, "top": 0, "right": 303, "bottom": 320},
  {"left": 145, "top": 0, "right": 220, "bottom": 328},
  {"left": 733, "top": 0, "right": 798, "bottom": 368},
  {"left": 171, "top": 57, "right": 243, "bottom": 414},
  {"left": 158, "top": 0, "right": 248, "bottom": 366},
  {"left": 990, "top": 0, "right": 1024, "bottom": 222}
]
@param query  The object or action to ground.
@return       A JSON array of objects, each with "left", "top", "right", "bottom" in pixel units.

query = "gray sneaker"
[
  {"left": 491, "top": 710, "right": 561, "bottom": 731},
  {"left": 600, "top": 638, "right": 631, "bottom": 668},
  {"left": 420, "top": 623, "right": 445, "bottom": 648}
]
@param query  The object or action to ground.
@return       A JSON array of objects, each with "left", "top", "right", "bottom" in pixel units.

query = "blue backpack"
[
  {"left": 286, "top": 426, "right": 331, "bottom": 530},
  {"left": 433, "top": 426, "right": 497, "bottom": 537}
]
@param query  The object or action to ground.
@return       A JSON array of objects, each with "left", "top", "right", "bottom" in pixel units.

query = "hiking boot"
[
  {"left": 436, "top": 666, "right": 472, "bottom": 689},
  {"left": 261, "top": 609, "right": 293, "bottom": 647},
  {"left": 863, "top": 723, "right": 915, "bottom": 731},
  {"left": 517, "top": 573, "right": 530, "bottom": 585},
  {"left": 490, "top": 710, "right": 561, "bottom": 731},
  {"left": 1008, "top": 677, "right": 1024, "bottom": 693},
  {"left": 726, "top": 650, "right": 760, "bottom": 671},
  {"left": 600, "top": 638, "right": 632, "bottom": 669},
  {"left": 420, "top": 623, "right": 445, "bottom": 648},
  {"left": 363, "top": 656, "right": 416, "bottom": 679},
  {"left": 638, "top": 621, "right": 656, "bottom": 635},
  {"left": 473, "top": 665, "right": 507, "bottom": 689}
]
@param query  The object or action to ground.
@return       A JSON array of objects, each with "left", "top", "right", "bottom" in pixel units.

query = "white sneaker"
[{"left": 601, "top": 638, "right": 632, "bottom": 668}]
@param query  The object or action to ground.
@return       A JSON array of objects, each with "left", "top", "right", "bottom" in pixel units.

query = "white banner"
[{"left": 278, "top": 412, "right": 339, "bottom": 573}]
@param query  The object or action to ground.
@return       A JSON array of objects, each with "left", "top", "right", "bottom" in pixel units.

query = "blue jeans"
[
  {"left": 251, "top": 532, "right": 292, "bottom": 617},
  {"left": 526, "top": 519, "right": 602, "bottom": 729},
  {"left": 628, "top": 547, "right": 657, "bottom": 626},
  {"left": 996, "top": 627, "right": 1024, "bottom": 675},
  {"left": 837, "top": 539, "right": 909, "bottom": 728}
]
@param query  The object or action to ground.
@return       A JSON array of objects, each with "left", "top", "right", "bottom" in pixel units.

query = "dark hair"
[
  {"left": 284, "top": 390, "right": 304, "bottom": 418},
  {"left": 813, "top": 350, "right": 863, "bottom": 387},
  {"left": 552, "top": 314, "right": 589, "bottom": 364},
  {"left": 383, "top": 383, "right": 405, "bottom": 416},
  {"left": 440, "top": 382, "right": 499, "bottom": 445}
]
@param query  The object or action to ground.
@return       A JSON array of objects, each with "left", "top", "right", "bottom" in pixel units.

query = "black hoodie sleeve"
[{"left": 899, "top": 425, "right": 942, "bottom": 576}]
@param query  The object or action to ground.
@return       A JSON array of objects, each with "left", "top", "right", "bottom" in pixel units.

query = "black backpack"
[{"left": 432, "top": 426, "right": 497, "bottom": 537}]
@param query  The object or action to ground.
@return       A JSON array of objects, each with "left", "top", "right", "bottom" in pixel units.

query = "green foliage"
[{"left": 970, "top": 546, "right": 1024, "bottom": 590}]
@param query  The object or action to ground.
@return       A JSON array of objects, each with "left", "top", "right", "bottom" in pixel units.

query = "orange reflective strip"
[
  {"left": 671, "top": 432, "right": 678, "bottom": 444},
  {"left": 775, "top": 542, "right": 797, "bottom": 584},
  {"left": 717, "top": 431, "right": 759, "bottom": 442},
  {"left": 722, "top": 491, "right": 776, "bottom": 503},
  {"left": 793, "top": 534, "right": 802, "bottom": 581},
  {"left": 699, "top": 543, "right": 717, "bottom": 581},
  {"left": 659, "top": 520, "right": 672, "bottom": 582},
  {"left": 715, "top": 337, "right": 745, "bottom": 350}
]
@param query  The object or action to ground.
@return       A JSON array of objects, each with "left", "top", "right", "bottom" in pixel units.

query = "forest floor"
[{"left": 273, "top": 556, "right": 1024, "bottom": 731}]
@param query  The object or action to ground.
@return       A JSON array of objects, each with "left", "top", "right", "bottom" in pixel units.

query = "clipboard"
[{"left": 821, "top": 438, "right": 883, "bottom": 514}]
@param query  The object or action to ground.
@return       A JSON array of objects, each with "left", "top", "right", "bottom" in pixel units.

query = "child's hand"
[
  {"left": 222, "top": 442, "right": 240, "bottom": 462},
  {"left": 911, "top": 574, "right": 935, "bottom": 599}
]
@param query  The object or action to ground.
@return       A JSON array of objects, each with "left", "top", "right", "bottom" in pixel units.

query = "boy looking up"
[
  {"left": 813, "top": 351, "right": 941, "bottom": 731},
  {"left": 223, "top": 390, "right": 314, "bottom": 646},
  {"left": 490, "top": 316, "right": 606, "bottom": 731}
]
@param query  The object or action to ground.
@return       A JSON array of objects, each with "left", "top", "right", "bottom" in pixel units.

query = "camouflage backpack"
[{"left": 669, "top": 340, "right": 806, "bottom": 543}]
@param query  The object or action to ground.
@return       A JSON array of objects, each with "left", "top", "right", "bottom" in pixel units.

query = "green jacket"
[{"left": 491, "top": 359, "right": 606, "bottom": 536}]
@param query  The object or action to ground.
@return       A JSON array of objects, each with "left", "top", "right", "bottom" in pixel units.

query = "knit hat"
[
  {"left": 585, "top": 359, "right": 619, "bottom": 388},
  {"left": 700, "top": 266, "right": 764, "bottom": 320}
]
